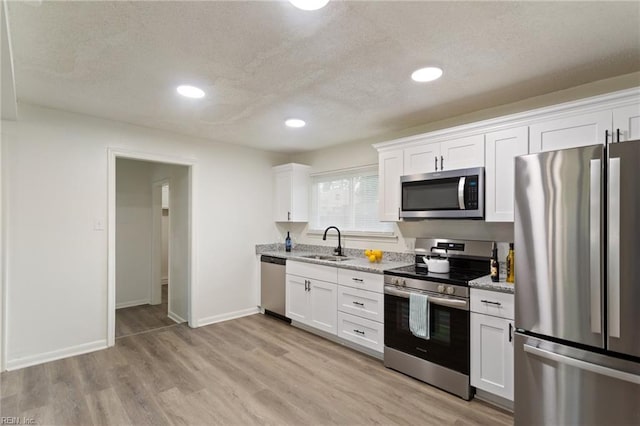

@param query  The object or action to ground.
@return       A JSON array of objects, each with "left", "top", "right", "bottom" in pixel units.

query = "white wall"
[
  {"left": 1, "top": 104, "right": 286, "bottom": 369},
  {"left": 115, "top": 159, "right": 155, "bottom": 308}
]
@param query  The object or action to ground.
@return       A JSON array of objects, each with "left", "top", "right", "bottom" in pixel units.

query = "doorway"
[{"left": 107, "top": 150, "right": 196, "bottom": 346}]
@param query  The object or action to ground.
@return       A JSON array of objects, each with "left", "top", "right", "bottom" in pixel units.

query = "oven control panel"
[{"left": 383, "top": 275, "right": 469, "bottom": 298}]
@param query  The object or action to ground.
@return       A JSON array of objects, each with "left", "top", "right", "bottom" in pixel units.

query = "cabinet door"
[
  {"left": 286, "top": 275, "right": 309, "bottom": 324},
  {"left": 378, "top": 150, "right": 403, "bottom": 221},
  {"left": 308, "top": 279, "right": 338, "bottom": 335},
  {"left": 274, "top": 171, "right": 292, "bottom": 222},
  {"left": 403, "top": 142, "right": 440, "bottom": 175},
  {"left": 470, "top": 313, "right": 514, "bottom": 401},
  {"left": 440, "top": 134, "right": 485, "bottom": 170},
  {"left": 529, "top": 111, "right": 610, "bottom": 153},
  {"left": 485, "top": 126, "right": 529, "bottom": 222},
  {"left": 612, "top": 103, "right": 640, "bottom": 142}
]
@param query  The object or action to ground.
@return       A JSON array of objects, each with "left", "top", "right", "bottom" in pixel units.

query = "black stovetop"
[
  {"left": 384, "top": 264, "right": 487, "bottom": 286},
  {"left": 384, "top": 253, "right": 490, "bottom": 287}
]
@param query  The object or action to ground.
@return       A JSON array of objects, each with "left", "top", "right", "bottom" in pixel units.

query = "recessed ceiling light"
[
  {"left": 176, "top": 85, "right": 205, "bottom": 99},
  {"left": 289, "top": 0, "right": 330, "bottom": 11},
  {"left": 285, "top": 118, "right": 306, "bottom": 128},
  {"left": 411, "top": 67, "right": 444, "bottom": 83}
]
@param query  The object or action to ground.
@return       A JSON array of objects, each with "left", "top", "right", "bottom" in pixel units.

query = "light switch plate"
[{"left": 94, "top": 218, "right": 105, "bottom": 231}]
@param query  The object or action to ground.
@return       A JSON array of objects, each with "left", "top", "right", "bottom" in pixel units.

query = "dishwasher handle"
[{"left": 261, "top": 255, "right": 287, "bottom": 265}]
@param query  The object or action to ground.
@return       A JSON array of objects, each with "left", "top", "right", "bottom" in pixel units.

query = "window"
[{"left": 309, "top": 166, "right": 394, "bottom": 235}]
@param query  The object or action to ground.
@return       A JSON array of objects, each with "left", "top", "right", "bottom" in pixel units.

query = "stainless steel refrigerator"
[{"left": 514, "top": 139, "right": 640, "bottom": 425}]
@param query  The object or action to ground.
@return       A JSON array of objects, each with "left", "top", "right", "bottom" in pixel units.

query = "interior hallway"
[{"left": 115, "top": 284, "right": 175, "bottom": 338}]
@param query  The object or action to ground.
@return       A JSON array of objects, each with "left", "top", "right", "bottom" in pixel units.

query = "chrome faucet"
[{"left": 322, "top": 226, "right": 342, "bottom": 257}]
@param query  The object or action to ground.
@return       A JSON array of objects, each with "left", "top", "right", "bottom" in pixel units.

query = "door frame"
[
  {"left": 151, "top": 178, "right": 170, "bottom": 307},
  {"left": 108, "top": 148, "right": 197, "bottom": 347}
]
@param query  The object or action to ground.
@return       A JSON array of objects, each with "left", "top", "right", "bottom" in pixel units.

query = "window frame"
[{"left": 307, "top": 165, "right": 396, "bottom": 239}]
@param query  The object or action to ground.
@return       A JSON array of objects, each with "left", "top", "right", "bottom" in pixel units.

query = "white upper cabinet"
[
  {"left": 613, "top": 102, "right": 640, "bottom": 142},
  {"left": 485, "top": 126, "right": 529, "bottom": 222},
  {"left": 403, "top": 142, "right": 440, "bottom": 175},
  {"left": 529, "top": 110, "right": 610, "bottom": 153},
  {"left": 378, "top": 149, "right": 403, "bottom": 222},
  {"left": 440, "top": 134, "right": 485, "bottom": 170},
  {"left": 273, "top": 163, "right": 310, "bottom": 222},
  {"left": 403, "top": 135, "right": 484, "bottom": 176}
]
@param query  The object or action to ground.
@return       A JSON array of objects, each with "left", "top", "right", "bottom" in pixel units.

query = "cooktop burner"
[{"left": 384, "top": 264, "right": 487, "bottom": 287}]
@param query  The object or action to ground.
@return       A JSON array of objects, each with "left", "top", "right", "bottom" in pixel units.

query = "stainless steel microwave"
[{"left": 400, "top": 167, "right": 484, "bottom": 219}]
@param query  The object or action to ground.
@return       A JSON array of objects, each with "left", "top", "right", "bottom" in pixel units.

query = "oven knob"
[
  {"left": 437, "top": 284, "right": 445, "bottom": 293},
  {"left": 446, "top": 286, "right": 455, "bottom": 295},
  {"left": 401, "top": 279, "right": 407, "bottom": 287}
]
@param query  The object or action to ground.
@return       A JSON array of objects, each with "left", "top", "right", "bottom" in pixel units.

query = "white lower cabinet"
[
  {"left": 286, "top": 274, "right": 337, "bottom": 335},
  {"left": 286, "top": 261, "right": 385, "bottom": 355},
  {"left": 470, "top": 289, "right": 514, "bottom": 402},
  {"left": 338, "top": 312, "right": 384, "bottom": 353},
  {"left": 286, "top": 261, "right": 338, "bottom": 335}
]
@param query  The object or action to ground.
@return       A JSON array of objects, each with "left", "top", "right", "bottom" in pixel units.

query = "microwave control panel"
[{"left": 465, "top": 176, "right": 479, "bottom": 209}]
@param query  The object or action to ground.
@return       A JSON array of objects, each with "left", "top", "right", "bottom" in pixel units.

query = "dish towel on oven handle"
[{"left": 409, "top": 292, "right": 430, "bottom": 339}]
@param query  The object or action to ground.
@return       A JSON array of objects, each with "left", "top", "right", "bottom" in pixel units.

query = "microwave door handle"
[{"left": 458, "top": 177, "right": 466, "bottom": 210}]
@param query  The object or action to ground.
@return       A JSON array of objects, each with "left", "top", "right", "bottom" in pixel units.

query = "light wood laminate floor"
[
  {"left": 0, "top": 314, "right": 513, "bottom": 425},
  {"left": 115, "top": 284, "right": 176, "bottom": 338}
]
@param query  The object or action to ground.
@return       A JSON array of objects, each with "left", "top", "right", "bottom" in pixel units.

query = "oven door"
[{"left": 384, "top": 286, "right": 470, "bottom": 375}]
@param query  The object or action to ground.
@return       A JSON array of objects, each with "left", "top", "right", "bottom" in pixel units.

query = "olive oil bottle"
[{"left": 506, "top": 243, "right": 515, "bottom": 283}]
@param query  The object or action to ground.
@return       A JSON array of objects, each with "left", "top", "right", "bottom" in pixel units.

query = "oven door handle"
[{"left": 384, "top": 287, "right": 469, "bottom": 310}]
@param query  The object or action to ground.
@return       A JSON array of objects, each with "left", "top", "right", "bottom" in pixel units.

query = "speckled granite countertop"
[
  {"left": 256, "top": 244, "right": 413, "bottom": 274},
  {"left": 469, "top": 274, "right": 515, "bottom": 294}
]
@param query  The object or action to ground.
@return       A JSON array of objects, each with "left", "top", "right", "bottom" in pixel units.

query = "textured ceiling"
[{"left": 6, "top": 1, "right": 640, "bottom": 152}]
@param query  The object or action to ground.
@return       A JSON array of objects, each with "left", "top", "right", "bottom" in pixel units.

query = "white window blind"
[{"left": 309, "top": 167, "right": 394, "bottom": 234}]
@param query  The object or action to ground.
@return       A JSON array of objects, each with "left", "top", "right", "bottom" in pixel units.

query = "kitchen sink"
[{"left": 301, "top": 254, "right": 352, "bottom": 262}]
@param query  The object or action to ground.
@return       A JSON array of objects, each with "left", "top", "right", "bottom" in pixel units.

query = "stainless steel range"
[{"left": 383, "top": 239, "right": 491, "bottom": 400}]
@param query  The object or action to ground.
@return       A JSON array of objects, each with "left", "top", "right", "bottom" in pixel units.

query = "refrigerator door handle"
[
  {"left": 589, "top": 159, "right": 602, "bottom": 334},
  {"left": 608, "top": 157, "right": 621, "bottom": 339},
  {"left": 523, "top": 344, "right": 640, "bottom": 385}
]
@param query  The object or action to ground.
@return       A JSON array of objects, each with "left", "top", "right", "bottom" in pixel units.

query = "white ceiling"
[{"left": 5, "top": 1, "right": 640, "bottom": 152}]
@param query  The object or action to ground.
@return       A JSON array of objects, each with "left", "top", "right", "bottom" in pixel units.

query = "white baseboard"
[
  {"left": 116, "top": 299, "right": 150, "bottom": 309},
  {"left": 196, "top": 307, "right": 259, "bottom": 327},
  {"left": 6, "top": 339, "right": 107, "bottom": 371},
  {"left": 168, "top": 311, "right": 186, "bottom": 324}
]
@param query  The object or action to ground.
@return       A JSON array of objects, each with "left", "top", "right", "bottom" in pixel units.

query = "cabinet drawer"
[
  {"left": 287, "top": 260, "right": 337, "bottom": 283},
  {"left": 337, "top": 312, "right": 384, "bottom": 353},
  {"left": 337, "top": 268, "right": 383, "bottom": 293},
  {"left": 470, "top": 288, "right": 514, "bottom": 320},
  {"left": 337, "top": 286, "right": 383, "bottom": 323}
]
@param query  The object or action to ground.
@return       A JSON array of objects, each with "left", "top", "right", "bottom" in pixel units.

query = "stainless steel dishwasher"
[{"left": 260, "top": 255, "right": 290, "bottom": 322}]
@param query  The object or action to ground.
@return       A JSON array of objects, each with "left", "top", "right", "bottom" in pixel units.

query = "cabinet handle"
[
  {"left": 435, "top": 156, "right": 438, "bottom": 171},
  {"left": 441, "top": 155, "right": 444, "bottom": 170},
  {"left": 307, "top": 280, "right": 311, "bottom": 292},
  {"left": 616, "top": 128, "right": 621, "bottom": 143},
  {"left": 509, "top": 323, "right": 513, "bottom": 342},
  {"left": 605, "top": 130, "right": 609, "bottom": 143},
  {"left": 288, "top": 211, "right": 291, "bottom": 221},
  {"left": 481, "top": 299, "right": 501, "bottom": 306},
  {"left": 352, "top": 301, "right": 364, "bottom": 306},
  {"left": 353, "top": 329, "right": 365, "bottom": 335},
  {"left": 351, "top": 278, "right": 364, "bottom": 282}
]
